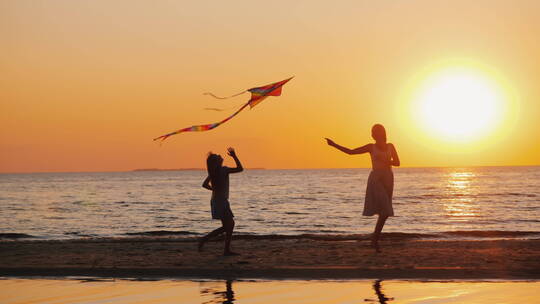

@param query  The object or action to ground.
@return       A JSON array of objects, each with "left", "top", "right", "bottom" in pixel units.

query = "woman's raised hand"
[{"left": 227, "top": 147, "right": 237, "bottom": 157}]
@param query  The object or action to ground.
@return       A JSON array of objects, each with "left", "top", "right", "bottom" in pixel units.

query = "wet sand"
[
  {"left": 1, "top": 279, "right": 539, "bottom": 304},
  {"left": 1, "top": 236, "right": 539, "bottom": 279}
]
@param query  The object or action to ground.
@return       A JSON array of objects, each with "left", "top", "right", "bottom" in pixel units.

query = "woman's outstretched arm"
[
  {"left": 202, "top": 176, "right": 213, "bottom": 190},
  {"left": 389, "top": 143, "right": 400, "bottom": 167},
  {"left": 226, "top": 147, "right": 243, "bottom": 173},
  {"left": 325, "top": 138, "right": 371, "bottom": 155}
]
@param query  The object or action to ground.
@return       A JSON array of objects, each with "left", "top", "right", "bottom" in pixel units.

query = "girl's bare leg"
[
  {"left": 222, "top": 217, "right": 238, "bottom": 256},
  {"left": 198, "top": 226, "right": 225, "bottom": 252},
  {"left": 371, "top": 215, "right": 388, "bottom": 253}
]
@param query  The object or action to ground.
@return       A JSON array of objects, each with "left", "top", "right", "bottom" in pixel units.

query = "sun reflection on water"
[{"left": 443, "top": 170, "right": 478, "bottom": 221}]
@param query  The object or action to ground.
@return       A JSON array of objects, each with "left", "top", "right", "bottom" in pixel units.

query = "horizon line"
[{"left": 1, "top": 164, "right": 539, "bottom": 174}]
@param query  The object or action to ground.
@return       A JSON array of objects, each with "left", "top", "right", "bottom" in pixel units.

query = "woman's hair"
[
  {"left": 371, "top": 124, "right": 387, "bottom": 142},
  {"left": 206, "top": 152, "right": 221, "bottom": 186}
]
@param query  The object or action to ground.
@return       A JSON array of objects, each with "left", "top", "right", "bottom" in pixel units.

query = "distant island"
[{"left": 133, "top": 168, "right": 265, "bottom": 172}]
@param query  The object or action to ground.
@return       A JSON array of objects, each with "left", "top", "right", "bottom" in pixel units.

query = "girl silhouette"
[
  {"left": 198, "top": 147, "right": 243, "bottom": 256},
  {"left": 326, "top": 124, "right": 400, "bottom": 252}
]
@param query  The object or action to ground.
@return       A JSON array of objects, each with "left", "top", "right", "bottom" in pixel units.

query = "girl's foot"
[
  {"left": 371, "top": 238, "right": 381, "bottom": 253},
  {"left": 197, "top": 239, "right": 205, "bottom": 252},
  {"left": 223, "top": 251, "right": 240, "bottom": 256}
]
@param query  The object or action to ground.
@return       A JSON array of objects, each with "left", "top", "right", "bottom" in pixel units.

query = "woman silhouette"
[{"left": 326, "top": 124, "right": 400, "bottom": 252}]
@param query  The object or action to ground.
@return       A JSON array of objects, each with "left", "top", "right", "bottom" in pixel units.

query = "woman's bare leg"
[{"left": 371, "top": 215, "right": 388, "bottom": 253}]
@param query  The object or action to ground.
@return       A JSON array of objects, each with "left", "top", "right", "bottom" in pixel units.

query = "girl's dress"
[
  {"left": 363, "top": 144, "right": 394, "bottom": 217},
  {"left": 210, "top": 166, "right": 234, "bottom": 219}
]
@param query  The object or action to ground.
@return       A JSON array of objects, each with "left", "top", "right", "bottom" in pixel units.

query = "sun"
[
  {"left": 396, "top": 60, "right": 520, "bottom": 153},
  {"left": 412, "top": 66, "right": 506, "bottom": 142}
]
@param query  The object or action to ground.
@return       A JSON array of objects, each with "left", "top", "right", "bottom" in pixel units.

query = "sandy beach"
[{"left": 2, "top": 235, "right": 539, "bottom": 279}]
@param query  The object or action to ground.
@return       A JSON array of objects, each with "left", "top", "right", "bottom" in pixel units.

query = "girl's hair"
[
  {"left": 206, "top": 152, "right": 221, "bottom": 186},
  {"left": 371, "top": 124, "right": 387, "bottom": 142}
]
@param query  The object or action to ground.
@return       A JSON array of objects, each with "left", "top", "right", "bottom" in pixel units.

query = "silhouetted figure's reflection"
[
  {"left": 365, "top": 280, "right": 394, "bottom": 303},
  {"left": 200, "top": 280, "right": 235, "bottom": 304}
]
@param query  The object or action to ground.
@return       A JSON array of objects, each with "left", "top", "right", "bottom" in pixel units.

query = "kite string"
[
  {"left": 204, "top": 106, "right": 239, "bottom": 112},
  {"left": 203, "top": 89, "right": 247, "bottom": 111},
  {"left": 203, "top": 90, "right": 247, "bottom": 100}
]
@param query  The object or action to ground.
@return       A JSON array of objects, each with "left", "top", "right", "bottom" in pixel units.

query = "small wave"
[
  {"left": 48, "top": 207, "right": 71, "bottom": 212},
  {"left": 290, "top": 197, "right": 318, "bottom": 201},
  {"left": 228, "top": 231, "right": 540, "bottom": 241},
  {"left": 226, "top": 232, "right": 434, "bottom": 241},
  {"left": 64, "top": 232, "right": 97, "bottom": 237},
  {"left": 229, "top": 231, "right": 540, "bottom": 241},
  {"left": 516, "top": 219, "right": 540, "bottom": 223},
  {"left": 114, "top": 201, "right": 164, "bottom": 206},
  {"left": 441, "top": 230, "right": 540, "bottom": 238},
  {"left": 125, "top": 230, "right": 199, "bottom": 236},
  {"left": 150, "top": 208, "right": 170, "bottom": 212},
  {"left": 396, "top": 194, "right": 445, "bottom": 200},
  {"left": 484, "top": 192, "right": 536, "bottom": 198},
  {"left": 298, "top": 230, "right": 343, "bottom": 234},
  {"left": 510, "top": 193, "right": 536, "bottom": 197},
  {"left": 507, "top": 192, "right": 530, "bottom": 197},
  {"left": 6, "top": 230, "right": 539, "bottom": 242},
  {"left": 397, "top": 192, "right": 539, "bottom": 200},
  {"left": 0, "top": 233, "right": 36, "bottom": 239}
]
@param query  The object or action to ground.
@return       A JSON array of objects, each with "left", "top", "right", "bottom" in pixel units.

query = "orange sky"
[{"left": 1, "top": 1, "right": 539, "bottom": 172}]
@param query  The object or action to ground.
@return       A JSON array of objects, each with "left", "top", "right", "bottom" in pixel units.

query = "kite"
[{"left": 153, "top": 77, "right": 293, "bottom": 142}]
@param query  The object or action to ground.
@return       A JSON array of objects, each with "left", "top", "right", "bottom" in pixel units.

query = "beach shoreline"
[
  {"left": 1, "top": 267, "right": 538, "bottom": 281},
  {"left": 2, "top": 237, "right": 539, "bottom": 280}
]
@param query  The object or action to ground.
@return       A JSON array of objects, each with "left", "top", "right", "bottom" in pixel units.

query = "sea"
[{"left": 1, "top": 166, "right": 539, "bottom": 240}]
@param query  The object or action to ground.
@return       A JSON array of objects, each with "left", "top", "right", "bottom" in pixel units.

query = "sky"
[{"left": 1, "top": 0, "right": 539, "bottom": 172}]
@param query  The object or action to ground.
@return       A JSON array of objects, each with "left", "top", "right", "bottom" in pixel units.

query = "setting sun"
[{"left": 414, "top": 67, "right": 505, "bottom": 142}]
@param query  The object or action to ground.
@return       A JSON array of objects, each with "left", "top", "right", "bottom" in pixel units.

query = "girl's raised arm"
[{"left": 226, "top": 147, "right": 243, "bottom": 174}]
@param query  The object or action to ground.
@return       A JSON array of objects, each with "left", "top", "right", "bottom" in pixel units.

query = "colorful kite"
[{"left": 153, "top": 77, "right": 293, "bottom": 142}]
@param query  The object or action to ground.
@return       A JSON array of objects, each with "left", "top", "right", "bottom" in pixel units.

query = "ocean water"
[{"left": 0, "top": 167, "right": 539, "bottom": 240}]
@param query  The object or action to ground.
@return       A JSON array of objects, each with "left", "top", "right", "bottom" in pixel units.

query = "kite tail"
[
  {"left": 153, "top": 134, "right": 171, "bottom": 142},
  {"left": 153, "top": 102, "right": 250, "bottom": 143},
  {"left": 203, "top": 90, "right": 247, "bottom": 99},
  {"left": 153, "top": 130, "right": 182, "bottom": 142}
]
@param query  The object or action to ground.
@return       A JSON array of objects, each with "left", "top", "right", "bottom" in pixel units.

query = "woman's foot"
[{"left": 223, "top": 251, "right": 240, "bottom": 256}]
